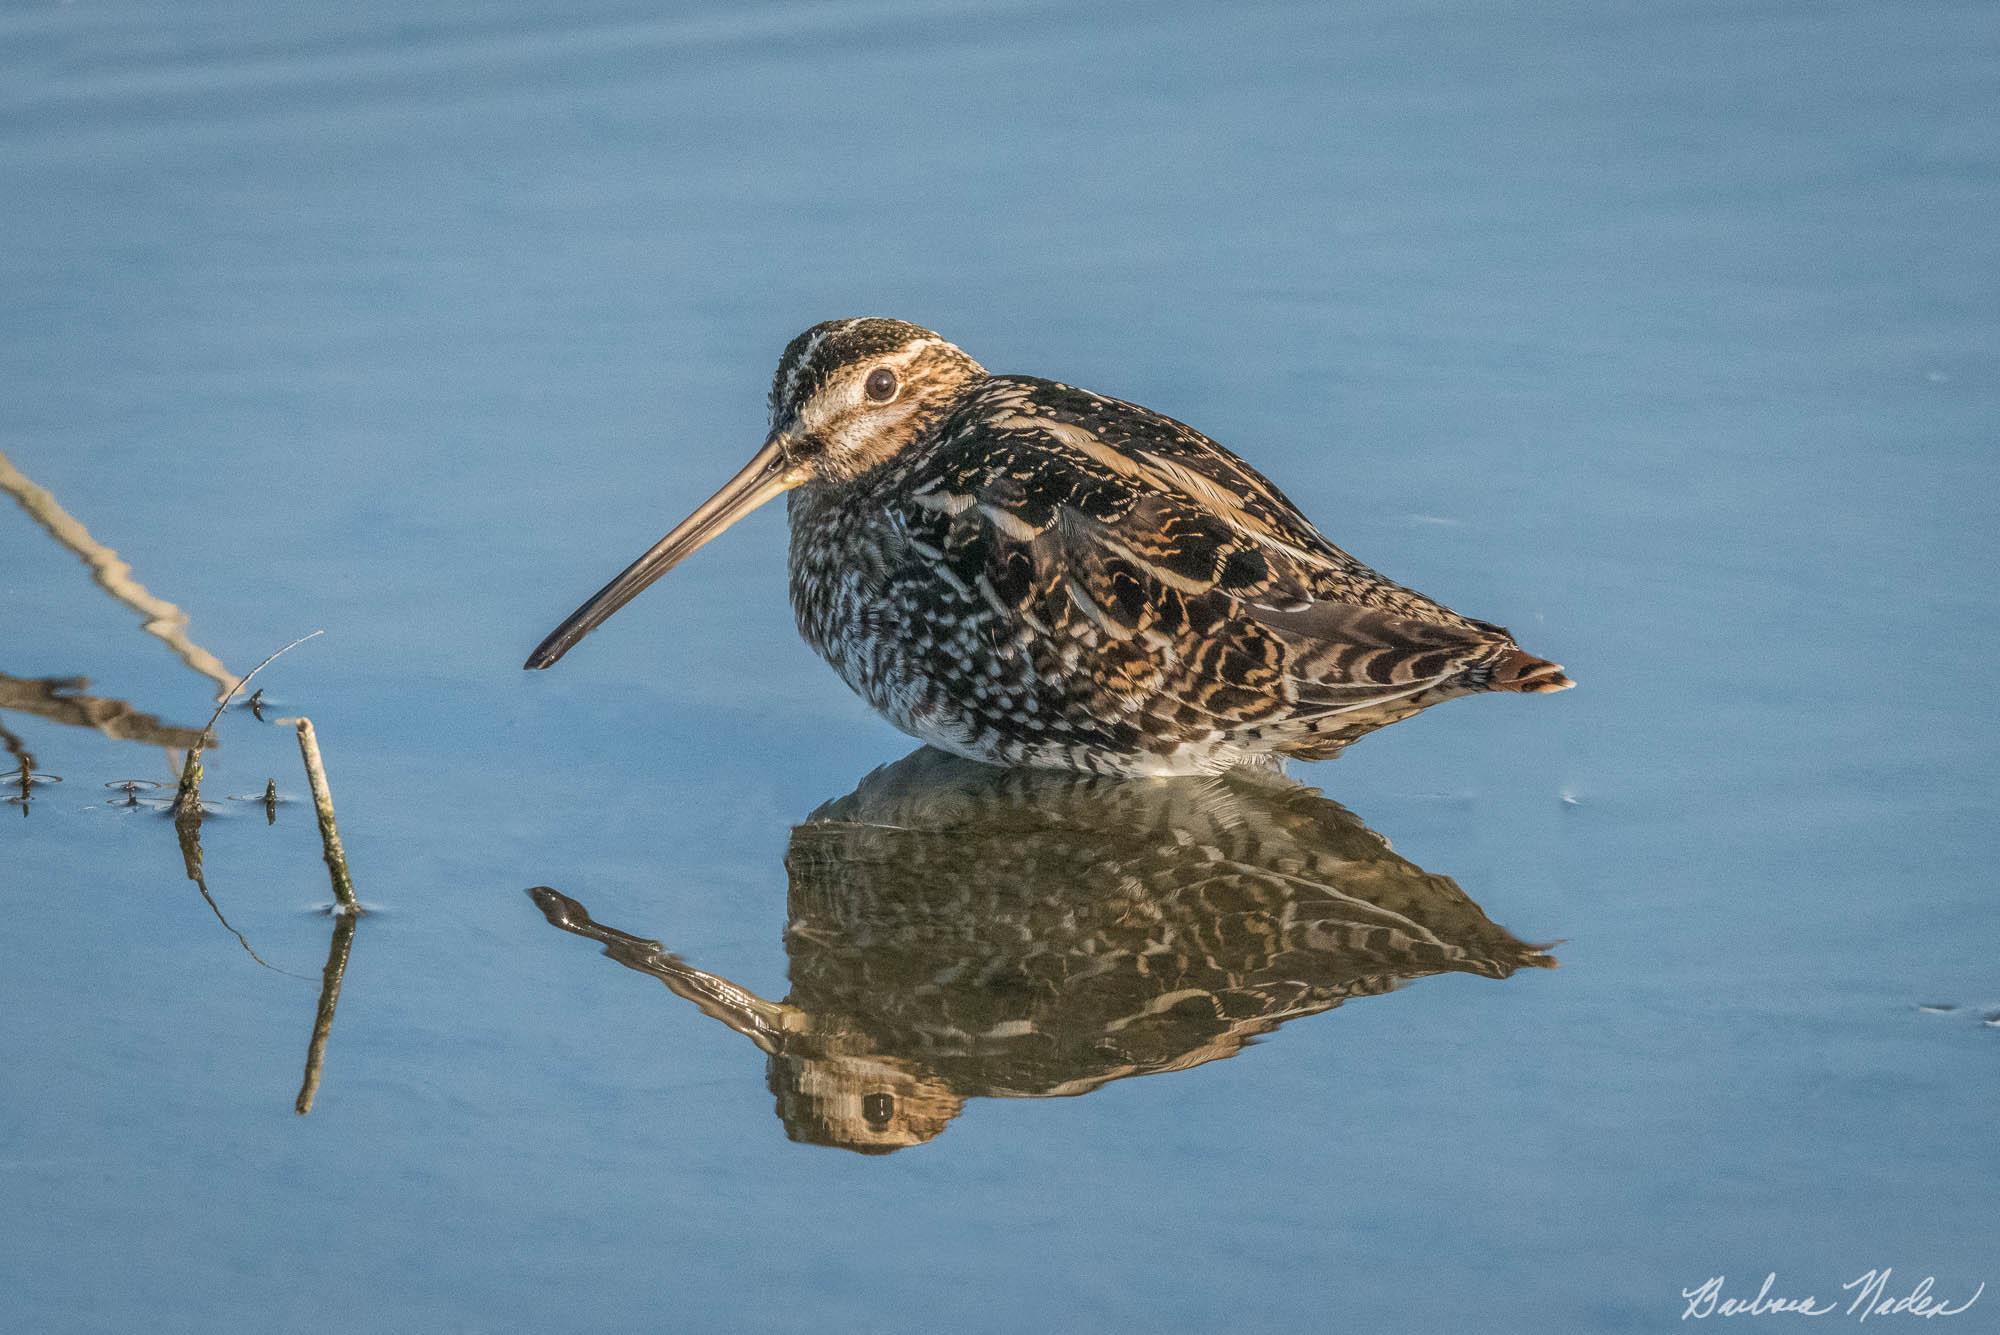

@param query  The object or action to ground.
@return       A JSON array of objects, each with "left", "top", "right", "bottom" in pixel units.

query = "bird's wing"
[{"left": 893, "top": 379, "right": 1519, "bottom": 730}]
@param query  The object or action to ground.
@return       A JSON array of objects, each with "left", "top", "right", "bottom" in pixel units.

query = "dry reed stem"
[{"left": 292, "top": 717, "right": 358, "bottom": 911}]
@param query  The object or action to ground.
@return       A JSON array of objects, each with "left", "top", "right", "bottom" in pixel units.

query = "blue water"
[{"left": 3, "top": 1, "right": 1997, "bottom": 1330}]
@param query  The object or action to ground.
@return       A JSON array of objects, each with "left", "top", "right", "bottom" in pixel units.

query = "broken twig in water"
[
  {"left": 291, "top": 717, "right": 357, "bottom": 912},
  {"left": 291, "top": 715, "right": 361, "bottom": 1114},
  {"left": 153, "top": 633, "right": 324, "bottom": 975},
  {"left": 171, "top": 630, "right": 322, "bottom": 820}
]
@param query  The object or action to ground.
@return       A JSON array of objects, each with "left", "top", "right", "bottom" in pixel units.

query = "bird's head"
[
  {"left": 767, "top": 317, "right": 986, "bottom": 483},
  {"left": 525, "top": 317, "right": 983, "bottom": 669}
]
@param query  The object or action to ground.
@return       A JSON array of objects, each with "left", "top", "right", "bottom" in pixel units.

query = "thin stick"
[
  {"left": 295, "top": 908, "right": 356, "bottom": 1115},
  {"left": 152, "top": 631, "right": 325, "bottom": 978},
  {"left": 173, "top": 630, "right": 322, "bottom": 819},
  {"left": 292, "top": 717, "right": 357, "bottom": 911},
  {"left": 293, "top": 714, "right": 359, "bottom": 1113}
]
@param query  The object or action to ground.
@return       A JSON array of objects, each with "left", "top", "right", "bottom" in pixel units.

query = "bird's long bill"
[{"left": 524, "top": 436, "right": 805, "bottom": 669}]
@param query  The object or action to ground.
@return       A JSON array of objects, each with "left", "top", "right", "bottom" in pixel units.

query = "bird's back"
[{"left": 790, "top": 374, "right": 1570, "bottom": 774}]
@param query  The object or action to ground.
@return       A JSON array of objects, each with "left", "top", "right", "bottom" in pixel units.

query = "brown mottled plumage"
[
  {"left": 530, "top": 747, "right": 1555, "bottom": 1153},
  {"left": 527, "top": 318, "right": 1572, "bottom": 775}
]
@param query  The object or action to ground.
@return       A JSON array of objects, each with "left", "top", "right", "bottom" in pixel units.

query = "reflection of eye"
[
  {"left": 864, "top": 367, "right": 898, "bottom": 402},
  {"left": 862, "top": 1092, "right": 896, "bottom": 1126}
]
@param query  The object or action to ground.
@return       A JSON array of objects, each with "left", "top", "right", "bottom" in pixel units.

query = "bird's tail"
[{"left": 1483, "top": 647, "right": 1575, "bottom": 694}]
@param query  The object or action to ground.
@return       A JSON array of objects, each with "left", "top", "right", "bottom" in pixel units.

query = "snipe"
[{"left": 526, "top": 318, "right": 1572, "bottom": 776}]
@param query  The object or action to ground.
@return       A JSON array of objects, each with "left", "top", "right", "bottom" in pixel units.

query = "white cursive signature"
[{"left": 1682, "top": 1270, "right": 1984, "bottom": 1322}]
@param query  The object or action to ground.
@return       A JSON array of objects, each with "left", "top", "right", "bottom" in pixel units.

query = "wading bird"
[{"left": 526, "top": 319, "right": 1571, "bottom": 776}]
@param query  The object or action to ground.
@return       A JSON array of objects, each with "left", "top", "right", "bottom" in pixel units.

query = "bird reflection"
[{"left": 531, "top": 748, "right": 1555, "bottom": 1154}]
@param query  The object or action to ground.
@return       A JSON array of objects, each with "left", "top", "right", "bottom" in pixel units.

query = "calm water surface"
[{"left": 3, "top": 2, "right": 1996, "bottom": 1331}]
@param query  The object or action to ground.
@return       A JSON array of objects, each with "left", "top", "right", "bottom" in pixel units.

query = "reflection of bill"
[{"left": 532, "top": 747, "right": 1556, "bottom": 1154}]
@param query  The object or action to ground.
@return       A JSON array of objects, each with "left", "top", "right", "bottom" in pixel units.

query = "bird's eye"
[
  {"left": 862, "top": 1092, "right": 896, "bottom": 1126},
  {"left": 864, "top": 367, "right": 899, "bottom": 402}
]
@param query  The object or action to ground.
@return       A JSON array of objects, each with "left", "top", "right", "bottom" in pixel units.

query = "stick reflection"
[
  {"left": 4, "top": 451, "right": 353, "bottom": 1111},
  {"left": 532, "top": 748, "right": 1556, "bottom": 1154},
  {"left": 0, "top": 449, "right": 241, "bottom": 702}
]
